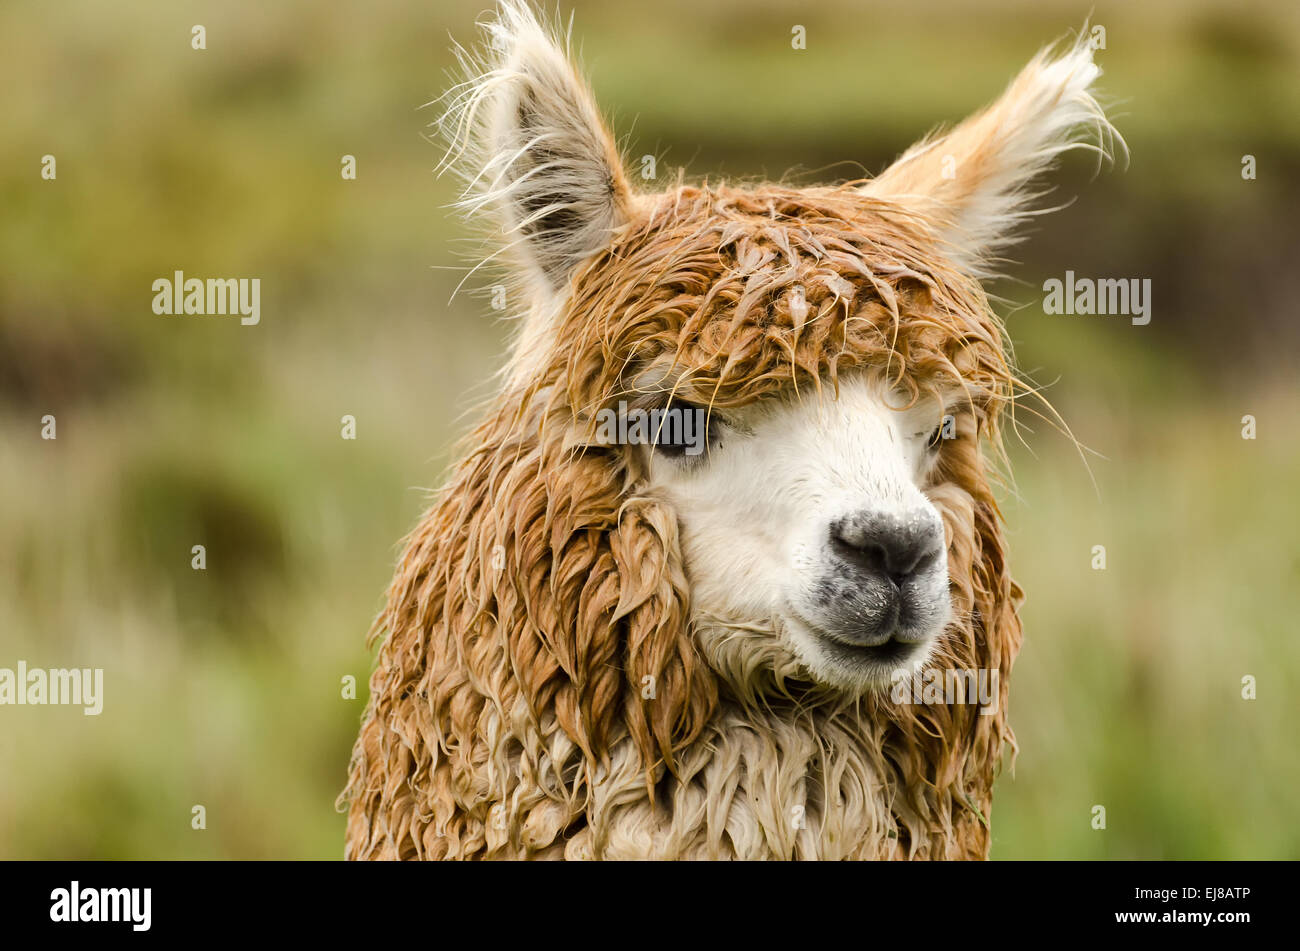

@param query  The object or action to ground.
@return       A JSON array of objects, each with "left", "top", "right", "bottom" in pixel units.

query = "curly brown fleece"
[{"left": 340, "top": 183, "right": 1024, "bottom": 859}]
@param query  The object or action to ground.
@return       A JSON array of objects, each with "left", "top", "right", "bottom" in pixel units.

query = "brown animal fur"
[{"left": 340, "top": 2, "right": 1114, "bottom": 860}]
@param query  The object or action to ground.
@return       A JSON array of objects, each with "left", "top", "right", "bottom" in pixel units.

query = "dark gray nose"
[{"left": 829, "top": 511, "right": 944, "bottom": 587}]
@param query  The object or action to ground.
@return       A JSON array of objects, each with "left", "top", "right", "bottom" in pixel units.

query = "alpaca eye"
[
  {"left": 926, "top": 416, "right": 953, "bottom": 450},
  {"left": 649, "top": 400, "right": 716, "bottom": 459}
]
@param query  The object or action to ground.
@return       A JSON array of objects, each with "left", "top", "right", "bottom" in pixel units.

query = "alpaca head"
[{"left": 439, "top": 2, "right": 1115, "bottom": 718}]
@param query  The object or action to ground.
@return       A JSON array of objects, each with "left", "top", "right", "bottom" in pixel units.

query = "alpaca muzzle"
[{"left": 814, "top": 509, "right": 950, "bottom": 650}]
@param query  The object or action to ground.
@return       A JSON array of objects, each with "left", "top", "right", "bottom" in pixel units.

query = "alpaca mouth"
[
  {"left": 784, "top": 609, "right": 935, "bottom": 687},
  {"left": 818, "top": 634, "right": 923, "bottom": 669}
]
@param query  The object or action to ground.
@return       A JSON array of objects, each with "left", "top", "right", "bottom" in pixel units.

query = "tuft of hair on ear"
[
  {"left": 435, "top": 0, "right": 634, "bottom": 301},
  {"left": 862, "top": 30, "right": 1124, "bottom": 279}
]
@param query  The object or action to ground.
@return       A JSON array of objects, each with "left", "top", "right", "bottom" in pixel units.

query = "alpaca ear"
[
  {"left": 861, "top": 38, "right": 1118, "bottom": 276},
  {"left": 440, "top": 1, "right": 634, "bottom": 298}
]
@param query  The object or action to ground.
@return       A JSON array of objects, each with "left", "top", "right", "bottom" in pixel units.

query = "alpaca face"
[
  {"left": 341, "top": 1, "right": 1119, "bottom": 862},
  {"left": 441, "top": 0, "right": 1115, "bottom": 701},
  {"left": 639, "top": 375, "right": 955, "bottom": 691}
]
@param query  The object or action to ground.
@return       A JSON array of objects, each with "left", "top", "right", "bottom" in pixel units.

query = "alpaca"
[{"left": 340, "top": 1, "right": 1117, "bottom": 860}]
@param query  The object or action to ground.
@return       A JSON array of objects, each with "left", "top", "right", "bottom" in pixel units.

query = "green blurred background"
[{"left": 1, "top": 0, "right": 1297, "bottom": 859}]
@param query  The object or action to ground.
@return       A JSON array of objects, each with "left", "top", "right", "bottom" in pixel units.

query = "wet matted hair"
[{"left": 340, "top": 0, "right": 1118, "bottom": 859}]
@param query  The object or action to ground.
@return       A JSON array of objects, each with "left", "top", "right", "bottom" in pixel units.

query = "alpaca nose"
[{"left": 829, "top": 511, "right": 944, "bottom": 587}]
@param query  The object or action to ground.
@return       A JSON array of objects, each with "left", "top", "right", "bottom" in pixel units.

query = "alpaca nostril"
[{"left": 830, "top": 512, "right": 943, "bottom": 586}]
